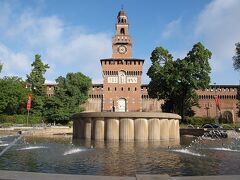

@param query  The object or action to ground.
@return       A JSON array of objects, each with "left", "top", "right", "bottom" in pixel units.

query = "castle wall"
[
  {"left": 192, "top": 86, "right": 239, "bottom": 122},
  {"left": 46, "top": 83, "right": 239, "bottom": 122}
]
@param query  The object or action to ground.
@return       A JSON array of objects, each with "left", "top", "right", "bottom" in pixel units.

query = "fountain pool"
[{"left": 0, "top": 134, "right": 240, "bottom": 176}]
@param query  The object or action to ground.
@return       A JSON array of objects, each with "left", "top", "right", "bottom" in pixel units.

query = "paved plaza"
[{"left": 0, "top": 170, "right": 240, "bottom": 180}]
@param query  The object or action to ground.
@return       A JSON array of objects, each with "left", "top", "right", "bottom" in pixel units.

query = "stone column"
[
  {"left": 84, "top": 118, "right": 92, "bottom": 140},
  {"left": 120, "top": 118, "right": 134, "bottom": 141},
  {"left": 72, "top": 119, "right": 79, "bottom": 139},
  {"left": 106, "top": 118, "right": 119, "bottom": 140},
  {"left": 160, "top": 119, "right": 169, "bottom": 140},
  {"left": 134, "top": 118, "right": 148, "bottom": 141},
  {"left": 175, "top": 120, "right": 180, "bottom": 139},
  {"left": 75, "top": 118, "right": 85, "bottom": 139},
  {"left": 148, "top": 118, "right": 160, "bottom": 140},
  {"left": 94, "top": 118, "right": 104, "bottom": 140},
  {"left": 169, "top": 119, "right": 176, "bottom": 140}
]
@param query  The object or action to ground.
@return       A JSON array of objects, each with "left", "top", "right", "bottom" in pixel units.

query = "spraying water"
[
  {"left": 63, "top": 148, "right": 86, "bottom": 156},
  {"left": 0, "top": 134, "right": 24, "bottom": 156},
  {"left": 171, "top": 124, "right": 238, "bottom": 156},
  {"left": 18, "top": 146, "right": 48, "bottom": 151}
]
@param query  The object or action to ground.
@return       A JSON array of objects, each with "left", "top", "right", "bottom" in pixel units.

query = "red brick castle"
[{"left": 45, "top": 9, "right": 239, "bottom": 123}]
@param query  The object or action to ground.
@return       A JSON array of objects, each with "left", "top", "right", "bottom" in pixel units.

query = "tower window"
[
  {"left": 115, "top": 87, "right": 117, "bottom": 91},
  {"left": 121, "top": 87, "right": 123, "bottom": 91},
  {"left": 120, "top": 28, "right": 125, "bottom": 35},
  {"left": 128, "top": 87, "right": 130, "bottom": 91},
  {"left": 135, "top": 87, "right": 137, "bottom": 91},
  {"left": 108, "top": 87, "right": 110, "bottom": 91}
]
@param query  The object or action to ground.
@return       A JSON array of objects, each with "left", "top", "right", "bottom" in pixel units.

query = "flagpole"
[
  {"left": 27, "top": 109, "right": 30, "bottom": 126},
  {"left": 26, "top": 93, "right": 32, "bottom": 127}
]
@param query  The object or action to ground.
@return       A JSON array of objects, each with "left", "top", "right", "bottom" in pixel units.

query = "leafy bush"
[
  {"left": 0, "top": 123, "right": 13, "bottom": 128},
  {"left": 0, "top": 114, "right": 42, "bottom": 125},
  {"left": 15, "top": 115, "right": 42, "bottom": 124},
  {"left": 219, "top": 116, "right": 233, "bottom": 124},
  {"left": 186, "top": 116, "right": 215, "bottom": 126},
  {"left": 0, "top": 115, "right": 16, "bottom": 123}
]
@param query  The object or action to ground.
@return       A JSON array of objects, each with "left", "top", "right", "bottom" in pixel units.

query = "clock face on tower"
[{"left": 118, "top": 45, "right": 127, "bottom": 54}]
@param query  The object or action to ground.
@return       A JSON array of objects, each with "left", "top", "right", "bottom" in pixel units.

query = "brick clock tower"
[{"left": 101, "top": 9, "right": 144, "bottom": 112}]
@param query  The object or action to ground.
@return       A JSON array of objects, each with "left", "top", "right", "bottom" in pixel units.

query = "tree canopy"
[
  {"left": 26, "top": 54, "right": 49, "bottom": 115},
  {"left": 233, "top": 43, "right": 240, "bottom": 118},
  {"left": 0, "top": 63, "right": 2, "bottom": 73},
  {"left": 233, "top": 42, "right": 240, "bottom": 71},
  {"left": 26, "top": 54, "right": 49, "bottom": 96},
  {"left": 43, "top": 72, "right": 92, "bottom": 123},
  {"left": 0, "top": 76, "right": 28, "bottom": 115},
  {"left": 147, "top": 42, "right": 212, "bottom": 121}
]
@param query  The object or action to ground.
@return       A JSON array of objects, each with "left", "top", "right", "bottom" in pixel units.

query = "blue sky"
[{"left": 0, "top": 0, "right": 239, "bottom": 85}]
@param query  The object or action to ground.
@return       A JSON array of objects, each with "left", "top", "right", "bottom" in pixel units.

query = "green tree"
[
  {"left": 233, "top": 43, "right": 240, "bottom": 118},
  {"left": 43, "top": 72, "right": 92, "bottom": 123},
  {"left": 0, "top": 63, "right": 2, "bottom": 73},
  {"left": 147, "top": 42, "right": 212, "bottom": 122},
  {"left": 0, "top": 76, "right": 28, "bottom": 114},
  {"left": 233, "top": 42, "right": 240, "bottom": 71},
  {"left": 26, "top": 54, "right": 49, "bottom": 115}
]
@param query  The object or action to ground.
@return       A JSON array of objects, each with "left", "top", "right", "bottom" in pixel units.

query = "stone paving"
[{"left": 0, "top": 170, "right": 240, "bottom": 180}]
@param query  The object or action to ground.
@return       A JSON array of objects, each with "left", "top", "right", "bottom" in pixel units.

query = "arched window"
[{"left": 120, "top": 28, "right": 125, "bottom": 35}]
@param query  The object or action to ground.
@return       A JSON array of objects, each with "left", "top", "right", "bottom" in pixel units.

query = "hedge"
[
  {"left": 186, "top": 116, "right": 215, "bottom": 126},
  {"left": 0, "top": 114, "right": 42, "bottom": 125}
]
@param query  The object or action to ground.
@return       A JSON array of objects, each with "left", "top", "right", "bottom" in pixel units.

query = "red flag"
[
  {"left": 214, "top": 95, "right": 221, "bottom": 111},
  {"left": 26, "top": 94, "right": 32, "bottom": 111}
]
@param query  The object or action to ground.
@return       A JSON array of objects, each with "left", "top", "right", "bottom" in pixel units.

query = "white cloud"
[
  {"left": 0, "top": 43, "right": 30, "bottom": 76},
  {"left": 47, "top": 33, "right": 111, "bottom": 65},
  {"left": 0, "top": 1, "right": 111, "bottom": 82},
  {"left": 195, "top": 0, "right": 240, "bottom": 73},
  {"left": 161, "top": 17, "right": 181, "bottom": 39}
]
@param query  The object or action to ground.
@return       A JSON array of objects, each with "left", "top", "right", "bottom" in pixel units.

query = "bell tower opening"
[{"left": 120, "top": 28, "right": 125, "bottom": 35}]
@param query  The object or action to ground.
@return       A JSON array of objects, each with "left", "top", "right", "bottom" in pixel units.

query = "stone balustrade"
[{"left": 72, "top": 112, "right": 181, "bottom": 141}]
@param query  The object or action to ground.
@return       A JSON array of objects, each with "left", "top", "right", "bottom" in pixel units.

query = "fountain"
[
  {"left": 0, "top": 117, "right": 240, "bottom": 177},
  {"left": 171, "top": 124, "right": 240, "bottom": 158},
  {"left": 72, "top": 112, "right": 181, "bottom": 141},
  {"left": 0, "top": 133, "right": 24, "bottom": 157}
]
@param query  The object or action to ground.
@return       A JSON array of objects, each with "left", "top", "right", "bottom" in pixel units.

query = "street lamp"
[{"left": 204, "top": 102, "right": 211, "bottom": 117}]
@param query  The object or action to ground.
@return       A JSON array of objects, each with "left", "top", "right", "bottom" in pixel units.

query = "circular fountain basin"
[{"left": 72, "top": 112, "right": 181, "bottom": 141}]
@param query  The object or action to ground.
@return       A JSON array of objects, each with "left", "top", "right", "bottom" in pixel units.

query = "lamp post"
[{"left": 204, "top": 102, "right": 211, "bottom": 117}]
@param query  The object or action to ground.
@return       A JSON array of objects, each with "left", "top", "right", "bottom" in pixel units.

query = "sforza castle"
[{"left": 44, "top": 9, "right": 239, "bottom": 123}]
